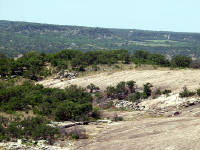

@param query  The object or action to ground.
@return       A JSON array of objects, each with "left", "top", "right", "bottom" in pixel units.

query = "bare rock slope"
[
  {"left": 39, "top": 69, "right": 200, "bottom": 92},
  {"left": 73, "top": 117, "right": 200, "bottom": 150}
]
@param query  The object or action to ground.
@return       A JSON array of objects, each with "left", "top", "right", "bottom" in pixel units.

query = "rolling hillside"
[{"left": 1, "top": 20, "right": 200, "bottom": 58}]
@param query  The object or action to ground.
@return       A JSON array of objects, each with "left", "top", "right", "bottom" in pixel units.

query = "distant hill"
[{"left": 1, "top": 20, "right": 200, "bottom": 58}]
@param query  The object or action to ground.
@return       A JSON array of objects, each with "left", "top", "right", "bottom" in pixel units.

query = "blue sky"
[{"left": 1, "top": 0, "right": 200, "bottom": 32}]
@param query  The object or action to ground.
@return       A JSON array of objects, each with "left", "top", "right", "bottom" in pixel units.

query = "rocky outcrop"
[
  {"left": 113, "top": 93, "right": 200, "bottom": 116},
  {"left": 54, "top": 70, "right": 78, "bottom": 80},
  {"left": 48, "top": 121, "right": 85, "bottom": 128},
  {"left": 114, "top": 100, "right": 144, "bottom": 111}
]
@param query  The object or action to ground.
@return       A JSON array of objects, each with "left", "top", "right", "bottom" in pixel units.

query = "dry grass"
[
  {"left": 39, "top": 66, "right": 200, "bottom": 93},
  {"left": 0, "top": 110, "right": 36, "bottom": 120}
]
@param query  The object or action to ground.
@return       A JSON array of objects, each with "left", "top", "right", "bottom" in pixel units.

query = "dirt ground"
[
  {"left": 38, "top": 68, "right": 200, "bottom": 93},
  {"left": 71, "top": 103, "right": 200, "bottom": 150},
  {"left": 73, "top": 116, "right": 200, "bottom": 150}
]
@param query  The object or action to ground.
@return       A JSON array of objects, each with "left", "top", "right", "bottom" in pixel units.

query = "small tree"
[
  {"left": 106, "top": 86, "right": 116, "bottom": 99},
  {"left": 116, "top": 82, "right": 128, "bottom": 100},
  {"left": 171, "top": 56, "right": 192, "bottom": 68},
  {"left": 127, "top": 92, "right": 141, "bottom": 103},
  {"left": 126, "top": 80, "right": 136, "bottom": 93},
  {"left": 87, "top": 83, "right": 100, "bottom": 93},
  {"left": 142, "top": 83, "right": 153, "bottom": 99}
]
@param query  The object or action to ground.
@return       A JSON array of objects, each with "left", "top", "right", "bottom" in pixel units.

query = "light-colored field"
[
  {"left": 39, "top": 68, "right": 200, "bottom": 93},
  {"left": 73, "top": 117, "right": 200, "bottom": 150}
]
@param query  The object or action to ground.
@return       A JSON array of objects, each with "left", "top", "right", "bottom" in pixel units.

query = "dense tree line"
[{"left": 0, "top": 49, "right": 195, "bottom": 80}]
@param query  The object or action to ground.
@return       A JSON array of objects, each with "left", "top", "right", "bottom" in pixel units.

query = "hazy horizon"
[{"left": 1, "top": 0, "right": 200, "bottom": 32}]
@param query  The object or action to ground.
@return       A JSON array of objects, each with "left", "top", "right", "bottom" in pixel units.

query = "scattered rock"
[
  {"left": 48, "top": 121, "right": 84, "bottom": 129},
  {"left": 0, "top": 139, "right": 69, "bottom": 150},
  {"left": 54, "top": 70, "right": 78, "bottom": 80},
  {"left": 97, "top": 120, "right": 112, "bottom": 124},
  {"left": 114, "top": 100, "right": 140, "bottom": 110}
]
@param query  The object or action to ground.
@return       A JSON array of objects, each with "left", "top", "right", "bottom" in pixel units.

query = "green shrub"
[
  {"left": 91, "top": 65, "right": 100, "bottom": 71},
  {"left": 162, "top": 89, "right": 172, "bottom": 95},
  {"left": 87, "top": 83, "right": 100, "bottom": 93},
  {"left": 106, "top": 86, "right": 116, "bottom": 99},
  {"left": 171, "top": 55, "right": 192, "bottom": 68},
  {"left": 54, "top": 101, "right": 91, "bottom": 121},
  {"left": 155, "top": 89, "right": 162, "bottom": 95},
  {"left": 126, "top": 80, "right": 136, "bottom": 93},
  {"left": 91, "top": 107, "right": 101, "bottom": 120},
  {"left": 0, "top": 116, "right": 58, "bottom": 143},
  {"left": 197, "top": 89, "right": 200, "bottom": 96},
  {"left": 143, "top": 83, "right": 153, "bottom": 98},
  {"left": 127, "top": 92, "right": 141, "bottom": 103},
  {"left": 0, "top": 80, "right": 93, "bottom": 121},
  {"left": 179, "top": 87, "right": 196, "bottom": 98},
  {"left": 71, "top": 133, "right": 79, "bottom": 140}
]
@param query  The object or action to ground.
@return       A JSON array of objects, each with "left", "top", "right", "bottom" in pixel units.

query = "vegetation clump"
[
  {"left": 0, "top": 116, "right": 58, "bottom": 144},
  {"left": 197, "top": 89, "right": 200, "bottom": 96},
  {"left": 162, "top": 89, "right": 172, "bottom": 95},
  {"left": 0, "top": 80, "right": 94, "bottom": 121},
  {"left": 171, "top": 55, "right": 192, "bottom": 68},
  {"left": 179, "top": 86, "right": 196, "bottom": 98},
  {"left": 105, "top": 81, "right": 154, "bottom": 104}
]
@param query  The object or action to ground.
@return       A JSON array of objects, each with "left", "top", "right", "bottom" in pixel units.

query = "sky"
[{"left": 0, "top": 0, "right": 200, "bottom": 32}]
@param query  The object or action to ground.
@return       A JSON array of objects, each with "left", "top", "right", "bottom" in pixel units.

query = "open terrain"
[
  {"left": 73, "top": 116, "right": 200, "bottom": 150},
  {"left": 71, "top": 101, "right": 200, "bottom": 150},
  {"left": 39, "top": 68, "right": 200, "bottom": 93},
  {"left": 38, "top": 68, "right": 200, "bottom": 150}
]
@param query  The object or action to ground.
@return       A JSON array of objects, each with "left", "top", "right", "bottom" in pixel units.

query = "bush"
[
  {"left": 197, "top": 89, "right": 200, "bottom": 96},
  {"left": 0, "top": 80, "right": 93, "bottom": 122},
  {"left": 127, "top": 92, "right": 141, "bottom": 103},
  {"left": 171, "top": 56, "right": 192, "bottom": 68},
  {"left": 87, "top": 83, "right": 100, "bottom": 93},
  {"left": 155, "top": 89, "right": 162, "bottom": 95},
  {"left": 106, "top": 86, "right": 116, "bottom": 99},
  {"left": 143, "top": 83, "right": 153, "bottom": 98},
  {"left": 179, "top": 87, "right": 196, "bottom": 98},
  {"left": 71, "top": 133, "right": 79, "bottom": 140},
  {"left": 91, "top": 65, "right": 100, "bottom": 71},
  {"left": 91, "top": 107, "right": 101, "bottom": 120},
  {"left": 115, "top": 82, "right": 128, "bottom": 100},
  {"left": 0, "top": 116, "right": 58, "bottom": 143},
  {"left": 162, "top": 89, "right": 172, "bottom": 95},
  {"left": 126, "top": 80, "right": 136, "bottom": 93},
  {"left": 54, "top": 101, "right": 91, "bottom": 121}
]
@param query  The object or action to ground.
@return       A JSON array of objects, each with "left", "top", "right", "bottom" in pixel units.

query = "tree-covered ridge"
[{"left": 1, "top": 20, "right": 200, "bottom": 58}]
